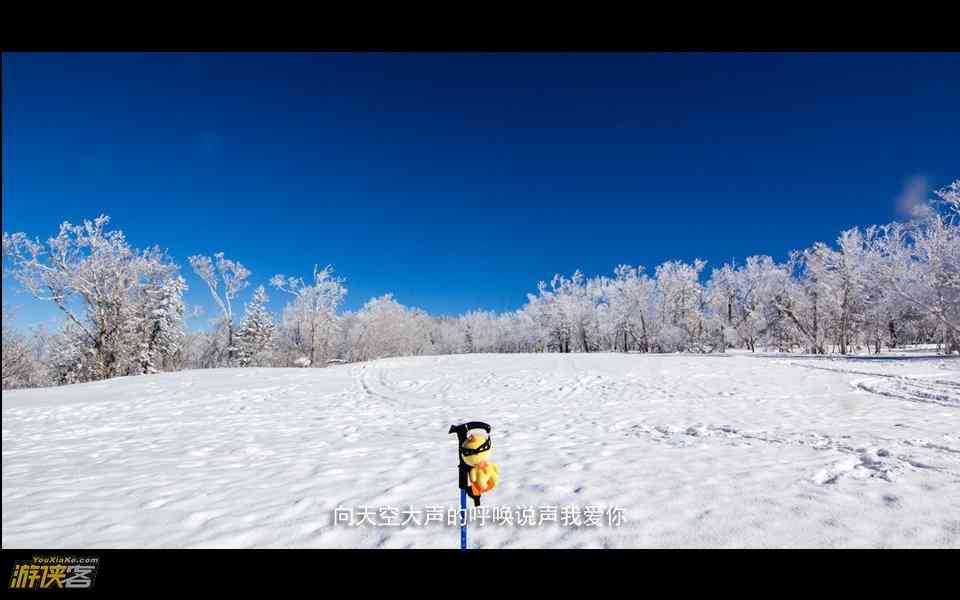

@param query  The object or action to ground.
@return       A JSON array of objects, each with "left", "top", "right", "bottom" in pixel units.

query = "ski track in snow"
[
  {"left": 765, "top": 358, "right": 960, "bottom": 408},
  {"left": 3, "top": 353, "right": 959, "bottom": 548}
]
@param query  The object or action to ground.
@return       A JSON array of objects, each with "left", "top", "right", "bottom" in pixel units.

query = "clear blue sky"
[{"left": 3, "top": 52, "right": 958, "bottom": 330}]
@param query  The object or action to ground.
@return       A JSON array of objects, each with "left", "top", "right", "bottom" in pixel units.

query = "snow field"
[{"left": 3, "top": 352, "right": 959, "bottom": 548}]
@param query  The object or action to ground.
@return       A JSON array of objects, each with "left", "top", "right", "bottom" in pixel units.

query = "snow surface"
[{"left": 3, "top": 352, "right": 959, "bottom": 548}]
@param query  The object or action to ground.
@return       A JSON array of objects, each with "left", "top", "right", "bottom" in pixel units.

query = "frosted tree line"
[
  {"left": 3, "top": 180, "right": 958, "bottom": 389},
  {"left": 3, "top": 216, "right": 187, "bottom": 386}
]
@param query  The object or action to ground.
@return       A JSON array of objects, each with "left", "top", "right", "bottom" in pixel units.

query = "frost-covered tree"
[
  {"left": 497, "top": 310, "right": 538, "bottom": 353},
  {"left": 460, "top": 310, "right": 505, "bottom": 353},
  {"left": 132, "top": 274, "right": 187, "bottom": 374},
  {"left": 653, "top": 260, "right": 707, "bottom": 352},
  {"left": 705, "top": 257, "right": 787, "bottom": 353},
  {"left": 235, "top": 286, "right": 276, "bottom": 367},
  {"left": 44, "top": 321, "right": 97, "bottom": 385},
  {"left": 705, "top": 263, "right": 738, "bottom": 352},
  {"left": 182, "top": 326, "right": 228, "bottom": 370},
  {"left": 873, "top": 181, "right": 960, "bottom": 354},
  {"left": 0, "top": 239, "right": 36, "bottom": 389},
  {"left": 188, "top": 252, "right": 251, "bottom": 367},
  {"left": 271, "top": 265, "right": 347, "bottom": 366},
  {"left": 346, "top": 294, "right": 432, "bottom": 361},
  {"left": 429, "top": 316, "right": 467, "bottom": 355},
  {"left": 5, "top": 216, "right": 187, "bottom": 381},
  {"left": 810, "top": 229, "right": 870, "bottom": 354},
  {"left": 858, "top": 226, "right": 912, "bottom": 353},
  {"left": 743, "top": 257, "right": 795, "bottom": 352},
  {"left": 1, "top": 307, "right": 34, "bottom": 389},
  {"left": 770, "top": 249, "right": 828, "bottom": 354},
  {"left": 600, "top": 265, "right": 656, "bottom": 352},
  {"left": 559, "top": 271, "right": 603, "bottom": 352},
  {"left": 528, "top": 270, "right": 604, "bottom": 353},
  {"left": 520, "top": 289, "right": 559, "bottom": 352}
]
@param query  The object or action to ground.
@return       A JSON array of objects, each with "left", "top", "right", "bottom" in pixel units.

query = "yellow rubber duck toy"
[{"left": 461, "top": 433, "right": 500, "bottom": 497}]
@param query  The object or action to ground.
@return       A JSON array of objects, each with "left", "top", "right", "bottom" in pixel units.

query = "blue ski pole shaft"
[{"left": 460, "top": 489, "right": 467, "bottom": 550}]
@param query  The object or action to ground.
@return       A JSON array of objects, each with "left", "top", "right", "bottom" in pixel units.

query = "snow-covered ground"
[{"left": 3, "top": 352, "right": 959, "bottom": 548}]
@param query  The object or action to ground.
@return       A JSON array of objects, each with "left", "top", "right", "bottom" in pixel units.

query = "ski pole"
[
  {"left": 459, "top": 488, "right": 467, "bottom": 550},
  {"left": 449, "top": 421, "right": 491, "bottom": 550}
]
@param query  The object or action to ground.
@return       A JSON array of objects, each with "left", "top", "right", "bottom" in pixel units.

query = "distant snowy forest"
[{"left": 2, "top": 180, "right": 958, "bottom": 389}]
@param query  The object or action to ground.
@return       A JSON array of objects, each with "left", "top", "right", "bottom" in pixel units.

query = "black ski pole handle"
[{"left": 448, "top": 421, "right": 491, "bottom": 443}]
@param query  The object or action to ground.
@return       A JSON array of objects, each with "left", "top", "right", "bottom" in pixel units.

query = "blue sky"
[{"left": 3, "top": 52, "right": 958, "bottom": 330}]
